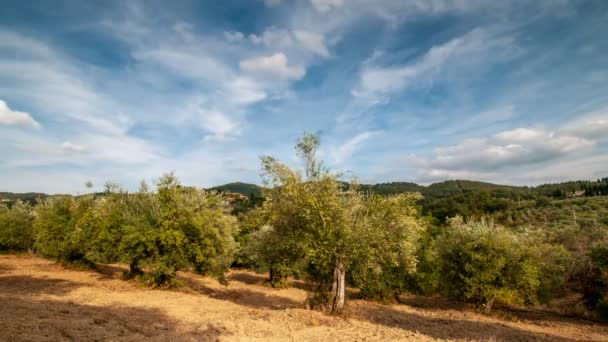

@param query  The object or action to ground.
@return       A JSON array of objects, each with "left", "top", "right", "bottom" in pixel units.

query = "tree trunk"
[
  {"left": 484, "top": 295, "right": 496, "bottom": 314},
  {"left": 269, "top": 264, "right": 287, "bottom": 288},
  {"left": 129, "top": 259, "right": 142, "bottom": 277},
  {"left": 331, "top": 262, "right": 346, "bottom": 313}
]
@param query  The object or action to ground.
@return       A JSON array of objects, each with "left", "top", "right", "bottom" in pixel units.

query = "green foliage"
[
  {"left": 247, "top": 133, "right": 424, "bottom": 311},
  {"left": 0, "top": 148, "right": 605, "bottom": 317},
  {"left": 350, "top": 193, "right": 425, "bottom": 301},
  {"left": 112, "top": 173, "right": 238, "bottom": 286},
  {"left": 434, "top": 218, "right": 560, "bottom": 312},
  {"left": 34, "top": 196, "right": 97, "bottom": 268},
  {"left": 15, "top": 173, "right": 238, "bottom": 287},
  {"left": 0, "top": 201, "right": 35, "bottom": 252},
  {"left": 580, "top": 245, "right": 608, "bottom": 320},
  {"left": 211, "top": 182, "right": 264, "bottom": 197},
  {"left": 355, "top": 182, "right": 424, "bottom": 195},
  {"left": 0, "top": 192, "right": 48, "bottom": 207}
]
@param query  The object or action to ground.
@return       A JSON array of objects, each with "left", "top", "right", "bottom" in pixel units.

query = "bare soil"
[{"left": 0, "top": 254, "right": 606, "bottom": 341}]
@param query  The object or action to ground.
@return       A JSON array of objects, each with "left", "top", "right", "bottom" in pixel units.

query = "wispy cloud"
[
  {"left": 330, "top": 131, "right": 380, "bottom": 165},
  {"left": 0, "top": 99, "right": 40, "bottom": 128},
  {"left": 408, "top": 113, "right": 606, "bottom": 184},
  {"left": 240, "top": 53, "right": 306, "bottom": 81},
  {"left": 310, "top": 0, "right": 344, "bottom": 13},
  {"left": 351, "top": 28, "right": 518, "bottom": 107},
  {"left": 0, "top": 0, "right": 606, "bottom": 193}
]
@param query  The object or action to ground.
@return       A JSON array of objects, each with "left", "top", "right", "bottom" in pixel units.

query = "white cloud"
[
  {"left": 245, "top": 28, "right": 330, "bottom": 58},
  {"left": 0, "top": 32, "right": 127, "bottom": 135},
  {"left": 351, "top": 28, "right": 517, "bottom": 105},
  {"left": 310, "top": 0, "right": 344, "bottom": 13},
  {"left": 132, "top": 48, "right": 232, "bottom": 84},
  {"left": 330, "top": 131, "right": 378, "bottom": 164},
  {"left": 408, "top": 122, "right": 601, "bottom": 184},
  {"left": 293, "top": 31, "right": 330, "bottom": 57},
  {"left": 559, "top": 109, "right": 608, "bottom": 140},
  {"left": 494, "top": 127, "right": 545, "bottom": 142},
  {"left": 0, "top": 99, "right": 40, "bottom": 128},
  {"left": 224, "top": 77, "right": 268, "bottom": 105},
  {"left": 469, "top": 106, "right": 515, "bottom": 123},
  {"left": 61, "top": 141, "right": 86, "bottom": 153},
  {"left": 240, "top": 53, "right": 305, "bottom": 81},
  {"left": 249, "top": 27, "right": 293, "bottom": 48},
  {"left": 199, "top": 109, "right": 240, "bottom": 141},
  {"left": 224, "top": 31, "right": 245, "bottom": 43}
]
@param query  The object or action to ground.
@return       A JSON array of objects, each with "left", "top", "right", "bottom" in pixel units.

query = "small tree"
[
  {"left": 34, "top": 196, "right": 97, "bottom": 268},
  {"left": 0, "top": 201, "right": 35, "bottom": 252},
  {"left": 117, "top": 173, "right": 237, "bottom": 286},
  {"left": 253, "top": 133, "right": 424, "bottom": 312},
  {"left": 581, "top": 245, "right": 608, "bottom": 320},
  {"left": 435, "top": 218, "right": 542, "bottom": 313},
  {"left": 350, "top": 193, "right": 425, "bottom": 302}
]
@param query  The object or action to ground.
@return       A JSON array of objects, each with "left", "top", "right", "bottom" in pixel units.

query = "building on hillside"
[{"left": 222, "top": 192, "right": 248, "bottom": 201}]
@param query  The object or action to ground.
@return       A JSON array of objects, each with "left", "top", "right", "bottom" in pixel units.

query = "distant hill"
[
  {"left": 209, "top": 180, "right": 509, "bottom": 199},
  {"left": 0, "top": 192, "right": 49, "bottom": 205},
  {"left": 359, "top": 182, "right": 425, "bottom": 195},
  {"left": 210, "top": 182, "right": 264, "bottom": 197},
  {"left": 3, "top": 177, "right": 606, "bottom": 204},
  {"left": 422, "top": 180, "right": 532, "bottom": 198}
]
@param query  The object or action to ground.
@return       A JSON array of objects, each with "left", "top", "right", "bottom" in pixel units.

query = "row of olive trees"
[
  {"left": 0, "top": 173, "right": 237, "bottom": 286},
  {"left": 240, "top": 134, "right": 425, "bottom": 312},
  {"left": 239, "top": 133, "right": 605, "bottom": 316}
]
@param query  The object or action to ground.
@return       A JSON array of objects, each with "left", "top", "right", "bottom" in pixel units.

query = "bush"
[
  {"left": 581, "top": 246, "right": 608, "bottom": 320},
  {"left": 350, "top": 193, "right": 425, "bottom": 302},
  {"left": 117, "top": 174, "right": 237, "bottom": 286},
  {"left": 34, "top": 196, "right": 97, "bottom": 268},
  {"left": 435, "top": 218, "right": 544, "bottom": 313},
  {"left": 0, "top": 202, "right": 35, "bottom": 252}
]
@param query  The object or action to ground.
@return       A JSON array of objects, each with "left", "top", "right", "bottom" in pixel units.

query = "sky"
[{"left": 1, "top": 0, "right": 607, "bottom": 194}]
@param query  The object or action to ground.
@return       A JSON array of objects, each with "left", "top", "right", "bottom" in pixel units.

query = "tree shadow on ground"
[
  {"left": 0, "top": 275, "right": 228, "bottom": 341},
  {"left": 0, "top": 263, "right": 15, "bottom": 273},
  {"left": 94, "top": 263, "right": 128, "bottom": 280},
  {"left": 226, "top": 271, "right": 267, "bottom": 286},
  {"left": 180, "top": 275, "right": 303, "bottom": 310},
  {"left": 350, "top": 301, "right": 587, "bottom": 342},
  {"left": 227, "top": 270, "right": 311, "bottom": 291},
  {"left": 0, "top": 275, "right": 83, "bottom": 296},
  {"left": 398, "top": 294, "right": 604, "bottom": 327}
]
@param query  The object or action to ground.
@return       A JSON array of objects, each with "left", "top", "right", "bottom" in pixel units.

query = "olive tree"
[
  {"left": 253, "top": 133, "right": 424, "bottom": 312},
  {"left": 117, "top": 173, "right": 238, "bottom": 286},
  {"left": 350, "top": 192, "right": 425, "bottom": 302},
  {"left": 0, "top": 201, "right": 35, "bottom": 252},
  {"left": 435, "top": 218, "right": 543, "bottom": 313},
  {"left": 34, "top": 196, "right": 98, "bottom": 268},
  {"left": 581, "top": 245, "right": 608, "bottom": 320}
]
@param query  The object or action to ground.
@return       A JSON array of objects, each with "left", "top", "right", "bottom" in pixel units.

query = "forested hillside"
[
  {"left": 210, "top": 182, "right": 264, "bottom": 197},
  {"left": 0, "top": 192, "right": 49, "bottom": 206}
]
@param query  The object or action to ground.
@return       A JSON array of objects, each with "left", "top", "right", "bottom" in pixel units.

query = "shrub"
[
  {"left": 435, "top": 218, "right": 543, "bottom": 313},
  {"left": 117, "top": 174, "right": 237, "bottom": 286},
  {"left": 249, "top": 134, "right": 424, "bottom": 312},
  {"left": 350, "top": 193, "right": 425, "bottom": 302},
  {"left": 34, "top": 196, "right": 97, "bottom": 268},
  {"left": 581, "top": 246, "right": 608, "bottom": 320},
  {"left": 0, "top": 201, "right": 35, "bottom": 252}
]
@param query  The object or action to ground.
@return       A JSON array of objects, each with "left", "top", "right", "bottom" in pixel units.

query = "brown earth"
[{"left": 0, "top": 254, "right": 607, "bottom": 341}]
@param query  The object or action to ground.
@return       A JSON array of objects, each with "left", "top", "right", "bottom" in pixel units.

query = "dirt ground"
[{"left": 0, "top": 255, "right": 607, "bottom": 341}]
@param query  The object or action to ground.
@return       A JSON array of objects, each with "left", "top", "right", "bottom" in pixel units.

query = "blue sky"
[{"left": 1, "top": 0, "right": 607, "bottom": 193}]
